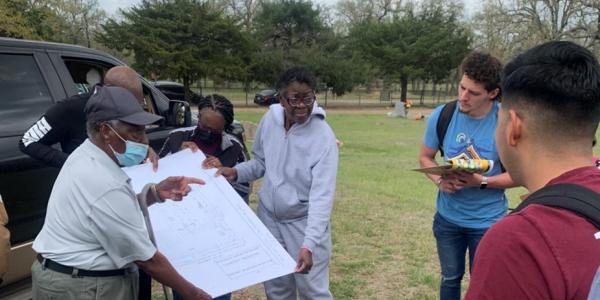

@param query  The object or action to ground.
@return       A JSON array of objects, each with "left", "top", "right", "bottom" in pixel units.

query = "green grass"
[
  {"left": 155, "top": 108, "right": 600, "bottom": 299},
  {"left": 234, "top": 109, "right": 479, "bottom": 299}
]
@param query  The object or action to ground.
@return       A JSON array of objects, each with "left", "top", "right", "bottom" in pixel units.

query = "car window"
[
  {"left": 61, "top": 58, "right": 163, "bottom": 119},
  {"left": 0, "top": 54, "right": 53, "bottom": 136},
  {"left": 63, "top": 59, "right": 110, "bottom": 94}
]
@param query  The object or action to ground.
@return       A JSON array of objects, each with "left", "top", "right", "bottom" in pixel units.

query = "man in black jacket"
[{"left": 19, "top": 66, "right": 156, "bottom": 168}]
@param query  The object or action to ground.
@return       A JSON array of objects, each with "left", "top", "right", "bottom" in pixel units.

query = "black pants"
[{"left": 138, "top": 269, "right": 152, "bottom": 300}]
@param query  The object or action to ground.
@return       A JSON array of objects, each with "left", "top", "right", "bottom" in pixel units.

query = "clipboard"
[
  {"left": 413, "top": 165, "right": 457, "bottom": 175},
  {"left": 414, "top": 159, "right": 493, "bottom": 175}
]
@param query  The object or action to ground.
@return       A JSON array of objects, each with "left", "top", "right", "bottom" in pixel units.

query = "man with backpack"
[
  {"left": 418, "top": 51, "right": 515, "bottom": 300},
  {"left": 465, "top": 41, "right": 600, "bottom": 299}
]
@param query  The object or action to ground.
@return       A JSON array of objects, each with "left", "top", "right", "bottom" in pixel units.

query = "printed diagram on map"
[{"left": 123, "top": 150, "right": 296, "bottom": 297}]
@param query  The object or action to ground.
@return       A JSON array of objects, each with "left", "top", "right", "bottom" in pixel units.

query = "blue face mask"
[{"left": 107, "top": 125, "right": 149, "bottom": 167}]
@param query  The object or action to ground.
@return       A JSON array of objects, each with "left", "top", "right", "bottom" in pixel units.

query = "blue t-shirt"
[{"left": 423, "top": 102, "right": 507, "bottom": 229}]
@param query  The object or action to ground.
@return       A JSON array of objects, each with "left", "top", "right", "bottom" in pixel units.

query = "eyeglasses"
[
  {"left": 282, "top": 94, "right": 316, "bottom": 107},
  {"left": 197, "top": 122, "right": 223, "bottom": 135}
]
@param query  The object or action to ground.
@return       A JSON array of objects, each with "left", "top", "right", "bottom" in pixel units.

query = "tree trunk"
[
  {"left": 400, "top": 77, "right": 408, "bottom": 103},
  {"left": 595, "top": 7, "right": 600, "bottom": 57},
  {"left": 183, "top": 76, "right": 191, "bottom": 103},
  {"left": 432, "top": 82, "right": 437, "bottom": 104},
  {"left": 420, "top": 80, "right": 427, "bottom": 105},
  {"left": 83, "top": 11, "right": 91, "bottom": 48}
]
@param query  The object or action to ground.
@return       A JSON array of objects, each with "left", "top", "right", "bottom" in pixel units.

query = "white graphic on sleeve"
[{"left": 22, "top": 117, "right": 52, "bottom": 147}]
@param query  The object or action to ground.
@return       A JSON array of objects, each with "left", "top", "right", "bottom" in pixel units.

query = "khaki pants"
[{"left": 31, "top": 260, "right": 139, "bottom": 300}]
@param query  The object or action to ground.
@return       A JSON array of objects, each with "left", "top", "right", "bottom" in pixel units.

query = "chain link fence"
[{"left": 191, "top": 81, "right": 457, "bottom": 108}]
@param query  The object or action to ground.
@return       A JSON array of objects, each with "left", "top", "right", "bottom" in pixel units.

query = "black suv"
[
  {"left": 0, "top": 37, "right": 192, "bottom": 298},
  {"left": 152, "top": 80, "right": 203, "bottom": 104}
]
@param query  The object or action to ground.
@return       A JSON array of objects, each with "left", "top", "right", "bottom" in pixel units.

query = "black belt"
[{"left": 37, "top": 254, "right": 127, "bottom": 277}]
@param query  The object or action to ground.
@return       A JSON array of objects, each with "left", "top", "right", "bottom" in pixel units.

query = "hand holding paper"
[
  {"left": 216, "top": 167, "right": 238, "bottom": 182},
  {"left": 295, "top": 248, "right": 313, "bottom": 274},
  {"left": 413, "top": 159, "right": 494, "bottom": 175}
]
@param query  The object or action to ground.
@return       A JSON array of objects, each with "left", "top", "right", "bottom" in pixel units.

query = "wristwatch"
[{"left": 480, "top": 176, "right": 489, "bottom": 189}]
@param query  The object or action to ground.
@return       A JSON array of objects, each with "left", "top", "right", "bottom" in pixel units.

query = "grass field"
[
  {"left": 154, "top": 107, "right": 599, "bottom": 299},
  {"left": 232, "top": 108, "right": 530, "bottom": 299}
]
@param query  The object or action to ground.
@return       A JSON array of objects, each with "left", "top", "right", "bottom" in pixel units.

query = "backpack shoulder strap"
[
  {"left": 512, "top": 183, "right": 600, "bottom": 228},
  {"left": 436, "top": 99, "right": 458, "bottom": 158}
]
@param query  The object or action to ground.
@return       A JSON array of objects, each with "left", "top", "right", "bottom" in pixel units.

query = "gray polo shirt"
[{"left": 33, "top": 139, "right": 156, "bottom": 270}]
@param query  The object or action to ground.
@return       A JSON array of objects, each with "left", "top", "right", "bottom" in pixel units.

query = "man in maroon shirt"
[{"left": 465, "top": 41, "right": 600, "bottom": 299}]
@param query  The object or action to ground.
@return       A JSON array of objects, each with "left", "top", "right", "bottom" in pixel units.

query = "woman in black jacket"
[{"left": 159, "top": 94, "right": 250, "bottom": 201}]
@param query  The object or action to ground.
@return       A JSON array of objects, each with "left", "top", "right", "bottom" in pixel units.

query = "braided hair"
[{"left": 198, "top": 94, "right": 234, "bottom": 131}]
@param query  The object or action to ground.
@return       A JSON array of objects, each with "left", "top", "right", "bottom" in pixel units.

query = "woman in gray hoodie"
[{"left": 218, "top": 67, "right": 338, "bottom": 300}]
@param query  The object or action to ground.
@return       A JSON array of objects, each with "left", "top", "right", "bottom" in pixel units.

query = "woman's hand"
[
  {"left": 202, "top": 155, "right": 223, "bottom": 169},
  {"left": 180, "top": 141, "right": 199, "bottom": 153}
]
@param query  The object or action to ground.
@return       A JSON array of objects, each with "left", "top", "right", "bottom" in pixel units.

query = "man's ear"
[
  {"left": 99, "top": 122, "right": 112, "bottom": 143},
  {"left": 507, "top": 109, "right": 523, "bottom": 146},
  {"left": 488, "top": 88, "right": 500, "bottom": 100}
]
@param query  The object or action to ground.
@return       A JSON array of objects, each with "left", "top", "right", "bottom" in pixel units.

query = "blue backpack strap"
[
  {"left": 436, "top": 99, "right": 458, "bottom": 158},
  {"left": 512, "top": 183, "right": 600, "bottom": 228}
]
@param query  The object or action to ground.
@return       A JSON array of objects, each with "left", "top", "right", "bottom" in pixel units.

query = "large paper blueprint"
[{"left": 123, "top": 149, "right": 296, "bottom": 297}]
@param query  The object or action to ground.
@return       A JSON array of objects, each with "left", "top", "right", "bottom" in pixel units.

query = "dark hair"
[
  {"left": 198, "top": 94, "right": 234, "bottom": 129},
  {"left": 502, "top": 41, "right": 600, "bottom": 138},
  {"left": 276, "top": 66, "right": 317, "bottom": 92},
  {"left": 461, "top": 51, "right": 503, "bottom": 96}
]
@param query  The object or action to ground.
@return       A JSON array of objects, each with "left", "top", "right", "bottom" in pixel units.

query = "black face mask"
[{"left": 196, "top": 127, "right": 220, "bottom": 144}]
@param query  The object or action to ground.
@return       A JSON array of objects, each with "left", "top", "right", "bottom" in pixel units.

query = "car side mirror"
[{"left": 168, "top": 100, "right": 191, "bottom": 127}]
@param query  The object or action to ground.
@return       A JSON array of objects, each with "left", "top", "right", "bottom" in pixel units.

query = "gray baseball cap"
[{"left": 85, "top": 85, "right": 163, "bottom": 125}]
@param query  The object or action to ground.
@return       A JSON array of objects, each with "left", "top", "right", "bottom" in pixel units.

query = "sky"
[{"left": 98, "top": 0, "right": 481, "bottom": 19}]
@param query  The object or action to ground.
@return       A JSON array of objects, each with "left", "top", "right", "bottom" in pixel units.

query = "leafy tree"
[
  {"left": 218, "top": 0, "right": 260, "bottom": 31},
  {"left": 0, "top": 0, "right": 36, "bottom": 39},
  {"left": 0, "top": 0, "right": 65, "bottom": 41},
  {"left": 98, "top": 0, "right": 251, "bottom": 102},
  {"left": 247, "top": 48, "right": 286, "bottom": 88},
  {"left": 335, "top": 0, "right": 399, "bottom": 26},
  {"left": 300, "top": 33, "right": 370, "bottom": 95},
  {"left": 348, "top": 0, "right": 470, "bottom": 102},
  {"left": 254, "top": 0, "right": 325, "bottom": 55},
  {"left": 51, "top": 0, "right": 106, "bottom": 47},
  {"left": 249, "top": 0, "right": 365, "bottom": 94}
]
